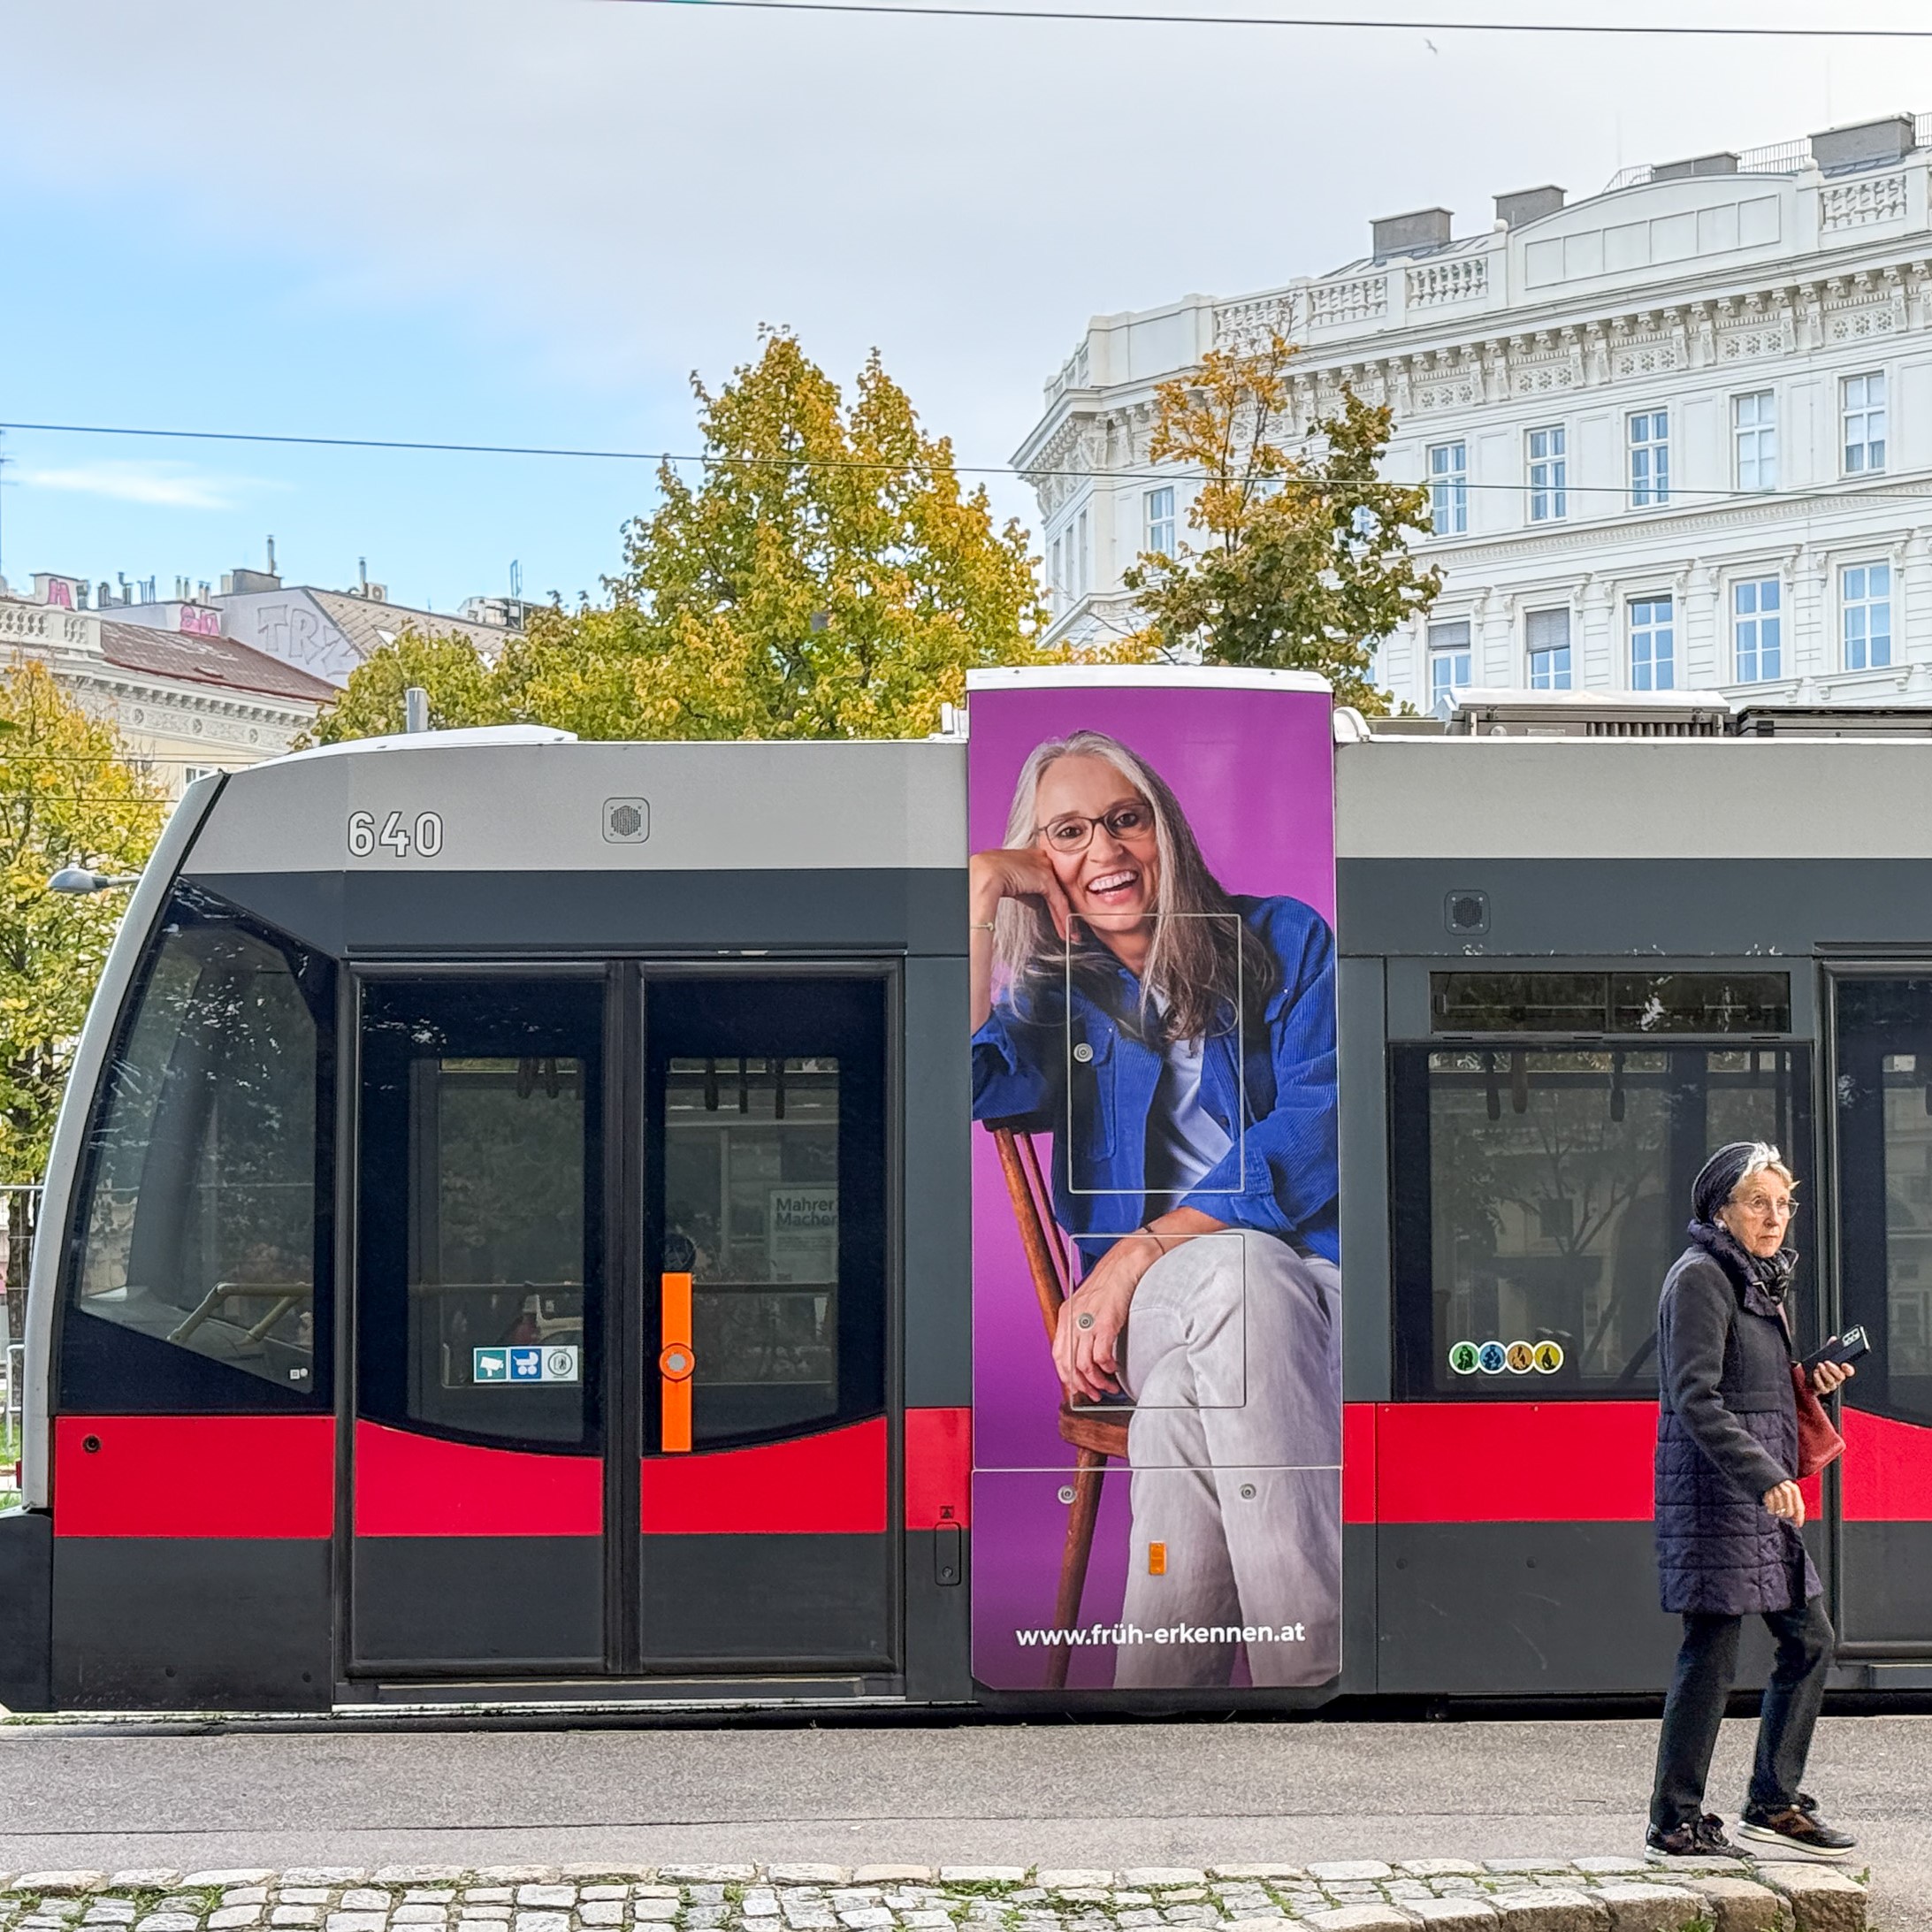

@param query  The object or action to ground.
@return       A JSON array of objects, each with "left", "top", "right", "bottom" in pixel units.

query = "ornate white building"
[
  {"left": 0, "top": 591, "right": 334, "bottom": 794},
  {"left": 1015, "top": 113, "right": 1932, "bottom": 713}
]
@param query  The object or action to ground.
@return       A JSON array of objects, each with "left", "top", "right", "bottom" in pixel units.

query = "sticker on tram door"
[
  {"left": 472, "top": 1345, "right": 579, "bottom": 1384},
  {"left": 1447, "top": 1341, "right": 1480, "bottom": 1376},
  {"left": 1505, "top": 1340, "right": 1536, "bottom": 1374}
]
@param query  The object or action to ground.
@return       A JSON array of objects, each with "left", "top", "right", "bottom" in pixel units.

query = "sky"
[{"left": 4, "top": 0, "right": 1932, "bottom": 615}]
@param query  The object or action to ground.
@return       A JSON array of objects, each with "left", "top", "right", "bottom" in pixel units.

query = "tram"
[{"left": 1, "top": 664, "right": 1929, "bottom": 1714}]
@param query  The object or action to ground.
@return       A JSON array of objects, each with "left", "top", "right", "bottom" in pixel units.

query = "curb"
[{"left": 0, "top": 1860, "right": 1867, "bottom": 1932}]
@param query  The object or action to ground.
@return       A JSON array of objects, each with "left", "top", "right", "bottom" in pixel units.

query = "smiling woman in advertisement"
[{"left": 969, "top": 727, "right": 1340, "bottom": 1688}]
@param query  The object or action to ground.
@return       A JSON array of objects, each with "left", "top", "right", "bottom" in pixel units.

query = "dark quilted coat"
[{"left": 1654, "top": 1226, "right": 1821, "bottom": 1616}]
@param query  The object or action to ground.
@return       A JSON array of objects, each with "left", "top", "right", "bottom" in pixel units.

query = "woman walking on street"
[{"left": 1647, "top": 1142, "right": 1858, "bottom": 1863}]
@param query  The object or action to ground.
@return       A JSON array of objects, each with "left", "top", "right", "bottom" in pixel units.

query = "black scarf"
[{"left": 1688, "top": 1216, "right": 1797, "bottom": 1306}]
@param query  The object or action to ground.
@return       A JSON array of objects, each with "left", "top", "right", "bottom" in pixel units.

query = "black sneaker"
[
  {"left": 1737, "top": 1803, "right": 1857, "bottom": 1860},
  {"left": 1646, "top": 1814, "right": 1742, "bottom": 1861}
]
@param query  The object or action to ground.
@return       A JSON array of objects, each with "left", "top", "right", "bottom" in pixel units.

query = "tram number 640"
[{"left": 347, "top": 809, "right": 445, "bottom": 859}]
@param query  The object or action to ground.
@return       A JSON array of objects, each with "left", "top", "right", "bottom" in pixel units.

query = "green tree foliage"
[
  {"left": 313, "top": 331, "right": 1051, "bottom": 745},
  {"left": 298, "top": 630, "right": 507, "bottom": 745},
  {"left": 1122, "top": 332, "right": 1441, "bottom": 713},
  {"left": 0, "top": 661, "right": 167, "bottom": 1181}
]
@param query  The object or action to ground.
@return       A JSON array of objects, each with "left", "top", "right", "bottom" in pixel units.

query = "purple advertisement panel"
[{"left": 966, "top": 668, "right": 1340, "bottom": 1693}]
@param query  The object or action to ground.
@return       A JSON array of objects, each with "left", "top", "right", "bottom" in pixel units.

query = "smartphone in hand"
[{"left": 1802, "top": 1325, "right": 1872, "bottom": 1377}]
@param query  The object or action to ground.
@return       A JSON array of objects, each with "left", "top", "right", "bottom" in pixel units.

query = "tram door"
[
  {"left": 347, "top": 969, "right": 891, "bottom": 1683},
  {"left": 1827, "top": 975, "right": 1932, "bottom": 1661}
]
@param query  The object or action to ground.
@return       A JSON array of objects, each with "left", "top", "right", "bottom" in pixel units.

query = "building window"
[
  {"left": 1630, "top": 597, "right": 1676, "bottom": 691},
  {"left": 1526, "top": 607, "right": 1572, "bottom": 690},
  {"left": 1735, "top": 391, "right": 1777, "bottom": 492},
  {"left": 1144, "top": 485, "right": 1175, "bottom": 556},
  {"left": 1428, "top": 618, "right": 1473, "bottom": 712},
  {"left": 1844, "top": 372, "right": 1887, "bottom": 476},
  {"left": 1733, "top": 578, "right": 1783, "bottom": 683},
  {"left": 1629, "top": 410, "right": 1669, "bottom": 508},
  {"left": 1428, "top": 442, "right": 1468, "bottom": 536},
  {"left": 1527, "top": 426, "right": 1567, "bottom": 523},
  {"left": 1843, "top": 562, "right": 1893, "bottom": 671},
  {"left": 1050, "top": 515, "right": 1088, "bottom": 609}
]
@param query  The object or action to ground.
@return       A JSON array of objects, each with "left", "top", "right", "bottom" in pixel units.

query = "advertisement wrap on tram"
[{"left": 966, "top": 676, "right": 1341, "bottom": 1693}]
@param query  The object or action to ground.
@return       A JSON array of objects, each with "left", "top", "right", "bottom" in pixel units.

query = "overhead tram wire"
[
  {"left": 5, "top": 417, "right": 1932, "bottom": 509},
  {"left": 604, "top": 0, "right": 1932, "bottom": 39}
]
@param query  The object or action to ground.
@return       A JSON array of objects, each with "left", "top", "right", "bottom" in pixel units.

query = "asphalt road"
[{"left": 0, "top": 1716, "right": 1925, "bottom": 1926}]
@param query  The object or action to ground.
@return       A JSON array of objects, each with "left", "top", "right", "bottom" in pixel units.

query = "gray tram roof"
[
  {"left": 1336, "top": 734, "right": 1932, "bottom": 860},
  {"left": 185, "top": 732, "right": 966, "bottom": 875},
  {"left": 177, "top": 720, "right": 1932, "bottom": 876}
]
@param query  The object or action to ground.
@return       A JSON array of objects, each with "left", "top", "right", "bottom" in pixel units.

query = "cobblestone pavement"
[{"left": 0, "top": 1864, "right": 1874, "bottom": 1932}]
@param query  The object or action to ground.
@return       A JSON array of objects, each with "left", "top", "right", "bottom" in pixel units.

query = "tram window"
[
  {"left": 1832, "top": 981, "right": 1932, "bottom": 1429},
  {"left": 357, "top": 980, "right": 603, "bottom": 1451},
  {"left": 1392, "top": 1044, "right": 1812, "bottom": 1399},
  {"left": 60, "top": 889, "right": 333, "bottom": 1411},
  {"left": 664, "top": 1057, "right": 842, "bottom": 1440},
  {"left": 1432, "top": 971, "right": 1791, "bottom": 1035},
  {"left": 647, "top": 975, "right": 887, "bottom": 1453}
]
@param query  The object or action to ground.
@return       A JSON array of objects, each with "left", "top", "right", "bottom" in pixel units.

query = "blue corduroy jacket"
[{"left": 971, "top": 894, "right": 1339, "bottom": 1266}]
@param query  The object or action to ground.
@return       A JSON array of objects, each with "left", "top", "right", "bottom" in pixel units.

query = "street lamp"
[{"left": 48, "top": 867, "right": 141, "bottom": 895}]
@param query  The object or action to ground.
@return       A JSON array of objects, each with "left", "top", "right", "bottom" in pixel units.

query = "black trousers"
[{"left": 1650, "top": 1592, "right": 1835, "bottom": 1830}]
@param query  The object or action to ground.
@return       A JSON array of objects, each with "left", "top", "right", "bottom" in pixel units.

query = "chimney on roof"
[
  {"left": 223, "top": 554, "right": 283, "bottom": 595},
  {"left": 1810, "top": 115, "right": 1914, "bottom": 172},
  {"left": 1371, "top": 207, "right": 1453, "bottom": 258},
  {"left": 1651, "top": 151, "right": 1738, "bottom": 181},
  {"left": 1494, "top": 185, "right": 1565, "bottom": 228}
]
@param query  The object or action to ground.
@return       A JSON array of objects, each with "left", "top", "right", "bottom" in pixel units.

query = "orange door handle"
[{"left": 661, "top": 1271, "right": 693, "bottom": 1454}]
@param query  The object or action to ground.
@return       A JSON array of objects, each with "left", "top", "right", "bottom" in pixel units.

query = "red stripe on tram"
[
  {"left": 354, "top": 1420, "right": 603, "bottom": 1537},
  {"left": 55, "top": 1415, "right": 336, "bottom": 1538},
  {"left": 1841, "top": 1409, "right": 1932, "bottom": 1522},
  {"left": 642, "top": 1415, "right": 888, "bottom": 1535},
  {"left": 1342, "top": 1403, "right": 1377, "bottom": 1523},
  {"left": 905, "top": 1407, "right": 972, "bottom": 1530},
  {"left": 1376, "top": 1402, "right": 1660, "bottom": 1523}
]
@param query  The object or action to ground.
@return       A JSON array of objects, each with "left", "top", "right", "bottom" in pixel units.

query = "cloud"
[{"left": 17, "top": 460, "right": 254, "bottom": 510}]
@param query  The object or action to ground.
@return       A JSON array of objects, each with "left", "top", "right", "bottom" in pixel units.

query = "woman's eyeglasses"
[{"left": 1036, "top": 804, "right": 1155, "bottom": 852}]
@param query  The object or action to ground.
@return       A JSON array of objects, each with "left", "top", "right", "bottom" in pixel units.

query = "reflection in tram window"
[
  {"left": 64, "top": 890, "right": 332, "bottom": 1407},
  {"left": 663, "top": 1056, "right": 840, "bottom": 1439},
  {"left": 1432, "top": 971, "right": 1791, "bottom": 1036},
  {"left": 356, "top": 978, "right": 603, "bottom": 1451},
  {"left": 1392, "top": 1044, "right": 1810, "bottom": 1398},
  {"left": 1833, "top": 981, "right": 1932, "bottom": 1428},
  {"left": 412, "top": 1056, "right": 587, "bottom": 1417}
]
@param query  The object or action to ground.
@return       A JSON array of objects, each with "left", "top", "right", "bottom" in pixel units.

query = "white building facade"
[
  {"left": 1016, "top": 113, "right": 1932, "bottom": 713},
  {"left": 1, "top": 593, "right": 333, "bottom": 794}
]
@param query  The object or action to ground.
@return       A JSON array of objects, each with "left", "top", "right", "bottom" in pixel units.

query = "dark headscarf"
[
  {"left": 1691, "top": 1142, "right": 1774, "bottom": 1225},
  {"left": 1688, "top": 1140, "right": 1797, "bottom": 1303}
]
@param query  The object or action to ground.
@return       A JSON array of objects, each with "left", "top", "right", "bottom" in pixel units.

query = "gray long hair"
[{"left": 991, "top": 729, "right": 1275, "bottom": 1043}]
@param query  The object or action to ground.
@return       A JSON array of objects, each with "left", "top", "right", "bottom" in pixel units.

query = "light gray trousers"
[{"left": 1112, "top": 1228, "right": 1342, "bottom": 1689}]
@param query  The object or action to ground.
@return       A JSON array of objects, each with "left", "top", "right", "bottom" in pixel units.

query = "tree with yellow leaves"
[
  {"left": 315, "top": 330, "right": 1051, "bottom": 744},
  {"left": 1, "top": 660, "right": 167, "bottom": 1181},
  {"left": 1122, "top": 332, "right": 1440, "bottom": 713}
]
